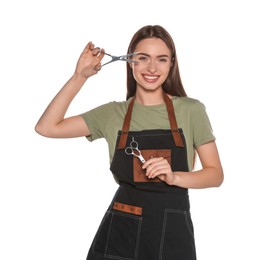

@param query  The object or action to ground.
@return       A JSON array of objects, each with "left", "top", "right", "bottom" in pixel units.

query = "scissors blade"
[
  {"left": 123, "top": 52, "right": 140, "bottom": 57},
  {"left": 123, "top": 59, "right": 139, "bottom": 63},
  {"left": 102, "top": 52, "right": 139, "bottom": 66},
  {"left": 137, "top": 154, "right": 146, "bottom": 164},
  {"left": 119, "top": 52, "right": 139, "bottom": 63},
  {"left": 101, "top": 60, "right": 114, "bottom": 66}
]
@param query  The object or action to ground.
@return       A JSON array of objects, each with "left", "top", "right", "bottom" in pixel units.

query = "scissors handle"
[
  {"left": 125, "top": 147, "right": 146, "bottom": 164},
  {"left": 125, "top": 146, "right": 134, "bottom": 155},
  {"left": 130, "top": 140, "right": 138, "bottom": 149},
  {"left": 124, "top": 137, "right": 146, "bottom": 164}
]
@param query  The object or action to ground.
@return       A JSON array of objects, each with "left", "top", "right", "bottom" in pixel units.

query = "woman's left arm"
[
  {"left": 174, "top": 141, "right": 224, "bottom": 188},
  {"left": 143, "top": 141, "right": 224, "bottom": 189}
]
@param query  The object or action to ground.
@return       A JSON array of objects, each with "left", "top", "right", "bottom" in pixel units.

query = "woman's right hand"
[
  {"left": 35, "top": 41, "right": 105, "bottom": 138},
  {"left": 74, "top": 41, "right": 105, "bottom": 79}
]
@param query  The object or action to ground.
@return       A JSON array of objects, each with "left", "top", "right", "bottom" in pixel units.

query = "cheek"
[
  {"left": 163, "top": 64, "right": 172, "bottom": 74},
  {"left": 131, "top": 63, "right": 142, "bottom": 77}
]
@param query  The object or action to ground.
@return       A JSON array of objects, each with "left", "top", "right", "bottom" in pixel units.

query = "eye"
[
  {"left": 138, "top": 56, "right": 148, "bottom": 61},
  {"left": 158, "top": 58, "right": 168, "bottom": 63}
]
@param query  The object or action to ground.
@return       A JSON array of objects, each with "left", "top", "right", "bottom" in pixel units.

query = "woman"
[{"left": 35, "top": 25, "right": 223, "bottom": 260}]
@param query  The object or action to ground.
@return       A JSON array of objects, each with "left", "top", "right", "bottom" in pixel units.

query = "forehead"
[{"left": 135, "top": 38, "right": 171, "bottom": 56}]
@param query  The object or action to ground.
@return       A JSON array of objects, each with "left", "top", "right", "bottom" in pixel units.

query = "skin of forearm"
[
  {"left": 173, "top": 167, "right": 224, "bottom": 189},
  {"left": 35, "top": 73, "right": 87, "bottom": 135}
]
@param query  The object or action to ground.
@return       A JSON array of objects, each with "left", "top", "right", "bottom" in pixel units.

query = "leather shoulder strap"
[
  {"left": 163, "top": 92, "right": 184, "bottom": 147},
  {"left": 117, "top": 97, "right": 135, "bottom": 149}
]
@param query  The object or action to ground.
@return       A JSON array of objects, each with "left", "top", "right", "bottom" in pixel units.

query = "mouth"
[{"left": 142, "top": 74, "right": 160, "bottom": 83}]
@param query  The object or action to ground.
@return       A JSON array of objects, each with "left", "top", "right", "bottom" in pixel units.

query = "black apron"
[{"left": 86, "top": 93, "right": 197, "bottom": 260}]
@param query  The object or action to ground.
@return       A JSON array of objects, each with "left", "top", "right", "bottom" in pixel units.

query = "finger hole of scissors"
[
  {"left": 125, "top": 147, "right": 133, "bottom": 155},
  {"left": 130, "top": 141, "right": 139, "bottom": 149}
]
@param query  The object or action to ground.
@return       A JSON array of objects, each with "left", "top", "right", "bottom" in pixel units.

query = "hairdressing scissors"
[
  {"left": 101, "top": 51, "right": 139, "bottom": 66},
  {"left": 125, "top": 137, "right": 146, "bottom": 163}
]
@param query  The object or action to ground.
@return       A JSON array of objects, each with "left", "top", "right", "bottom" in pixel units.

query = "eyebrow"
[{"left": 137, "top": 52, "right": 171, "bottom": 58}]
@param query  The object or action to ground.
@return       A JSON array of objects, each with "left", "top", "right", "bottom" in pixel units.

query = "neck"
[{"left": 135, "top": 89, "right": 166, "bottom": 106}]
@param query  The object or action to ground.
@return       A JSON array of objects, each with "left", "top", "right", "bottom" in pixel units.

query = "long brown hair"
[{"left": 126, "top": 25, "right": 187, "bottom": 100}]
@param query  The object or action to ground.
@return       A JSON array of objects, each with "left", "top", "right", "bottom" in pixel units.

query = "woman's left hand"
[{"left": 142, "top": 157, "right": 176, "bottom": 185}]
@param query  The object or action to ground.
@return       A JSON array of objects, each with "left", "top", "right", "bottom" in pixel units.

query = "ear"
[{"left": 170, "top": 57, "right": 174, "bottom": 67}]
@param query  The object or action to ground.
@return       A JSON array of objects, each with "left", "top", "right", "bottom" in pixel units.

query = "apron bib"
[{"left": 87, "top": 93, "right": 197, "bottom": 260}]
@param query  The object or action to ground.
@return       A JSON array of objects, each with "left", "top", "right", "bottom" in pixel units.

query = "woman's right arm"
[{"left": 35, "top": 42, "right": 104, "bottom": 138}]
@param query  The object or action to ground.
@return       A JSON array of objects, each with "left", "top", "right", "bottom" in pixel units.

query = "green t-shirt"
[{"left": 80, "top": 96, "right": 215, "bottom": 171}]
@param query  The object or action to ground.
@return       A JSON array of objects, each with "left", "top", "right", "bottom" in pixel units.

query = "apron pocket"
[
  {"left": 160, "top": 209, "right": 196, "bottom": 260},
  {"left": 133, "top": 149, "right": 171, "bottom": 182},
  {"left": 93, "top": 210, "right": 142, "bottom": 260}
]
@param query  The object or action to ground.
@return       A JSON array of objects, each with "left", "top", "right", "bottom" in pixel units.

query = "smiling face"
[{"left": 131, "top": 38, "right": 172, "bottom": 96}]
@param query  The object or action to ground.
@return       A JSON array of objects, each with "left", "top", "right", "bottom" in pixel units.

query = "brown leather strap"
[
  {"left": 117, "top": 92, "right": 184, "bottom": 149},
  {"left": 117, "top": 97, "right": 135, "bottom": 149},
  {"left": 163, "top": 92, "right": 184, "bottom": 147},
  {"left": 113, "top": 202, "right": 142, "bottom": 216}
]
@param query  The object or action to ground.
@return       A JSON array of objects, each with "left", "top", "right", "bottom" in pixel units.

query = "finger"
[
  {"left": 92, "top": 47, "right": 101, "bottom": 56},
  {"left": 82, "top": 41, "right": 93, "bottom": 53},
  {"left": 94, "top": 63, "right": 102, "bottom": 73},
  {"left": 97, "top": 48, "right": 105, "bottom": 60},
  {"left": 146, "top": 164, "right": 169, "bottom": 178},
  {"left": 147, "top": 167, "right": 170, "bottom": 180},
  {"left": 142, "top": 157, "right": 164, "bottom": 169},
  {"left": 146, "top": 158, "right": 171, "bottom": 176}
]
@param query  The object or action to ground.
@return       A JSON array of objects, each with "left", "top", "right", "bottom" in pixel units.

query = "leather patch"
[
  {"left": 133, "top": 149, "right": 171, "bottom": 182},
  {"left": 113, "top": 202, "right": 142, "bottom": 216}
]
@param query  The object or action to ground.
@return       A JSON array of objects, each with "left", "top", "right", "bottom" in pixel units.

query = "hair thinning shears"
[
  {"left": 125, "top": 137, "right": 146, "bottom": 163},
  {"left": 101, "top": 51, "right": 139, "bottom": 66}
]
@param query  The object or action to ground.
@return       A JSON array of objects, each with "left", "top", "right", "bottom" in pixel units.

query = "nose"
[{"left": 147, "top": 60, "right": 157, "bottom": 73}]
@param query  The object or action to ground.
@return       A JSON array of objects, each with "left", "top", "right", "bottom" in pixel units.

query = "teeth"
[{"left": 144, "top": 75, "right": 158, "bottom": 80}]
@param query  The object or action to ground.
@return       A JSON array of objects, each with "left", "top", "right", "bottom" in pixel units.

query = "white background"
[{"left": 1, "top": 0, "right": 260, "bottom": 259}]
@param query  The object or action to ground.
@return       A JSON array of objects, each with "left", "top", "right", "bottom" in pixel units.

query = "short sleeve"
[
  {"left": 80, "top": 102, "right": 115, "bottom": 142},
  {"left": 190, "top": 101, "right": 216, "bottom": 148}
]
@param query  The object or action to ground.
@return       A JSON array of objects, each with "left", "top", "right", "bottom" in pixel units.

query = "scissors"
[
  {"left": 125, "top": 137, "right": 146, "bottom": 163},
  {"left": 101, "top": 51, "right": 139, "bottom": 66}
]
